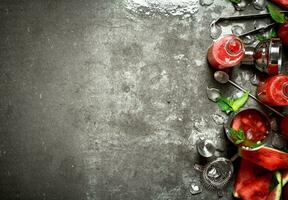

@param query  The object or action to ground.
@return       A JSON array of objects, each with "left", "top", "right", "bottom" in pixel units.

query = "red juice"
[
  {"left": 230, "top": 109, "right": 270, "bottom": 148},
  {"left": 257, "top": 74, "right": 288, "bottom": 106},
  {"left": 207, "top": 35, "right": 245, "bottom": 70}
]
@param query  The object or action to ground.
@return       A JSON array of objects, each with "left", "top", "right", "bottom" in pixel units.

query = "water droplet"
[
  {"left": 231, "top": 25, "right": 244, "bottom": 36},
  {"left": 200, "top": 0, "right": 214, "bottom": 6},
  {"left": 252, "top": 0, "right": 267, "bottom": 10},
  {"left": 190, "top": 182, "right": 202, "bottom": 195},
  {"left": 250, "top": 74, "right": 260, "bottom": 86},
  {"left": 206, "top": 87, "right": 221, "bottom": 102},
  {"left": 212, "top": 114, "right": 227, "bottom": 125},
  {"left": 210, "top": 22, "right": 222, "bottom": 39},
  {"left": 234, "top": 0, "right": 248, "bottom": 11},
  {"left": 242, "top": 35, "right": 256, "bottom": 45}
]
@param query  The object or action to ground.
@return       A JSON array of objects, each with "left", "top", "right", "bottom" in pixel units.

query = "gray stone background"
[{"left": 0, "top": 0, "right": 280, "bottom": 199}]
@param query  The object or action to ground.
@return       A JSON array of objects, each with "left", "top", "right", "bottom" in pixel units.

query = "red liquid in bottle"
[
  {"left": 207, "top": 35, "right": 245, "bottom": 70},
  {"left": 257, "top": 74, "right": 288, "bottom": 106},
  {"left": 231, "top": 109, "right": 269, "bottom": 147}
]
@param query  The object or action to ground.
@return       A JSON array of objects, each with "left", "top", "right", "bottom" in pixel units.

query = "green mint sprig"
[
  {"left": 256, "top": 28, "right": 277, "bottom": 42},
  {"left": 267, "top": 4, "right": 286, "bottom": 24},
  {"left": 217, "top": 92, "right": 249, "bottom": 113},
  {"left": 229, "top": 128, "right": 245, "bottom": 145}
]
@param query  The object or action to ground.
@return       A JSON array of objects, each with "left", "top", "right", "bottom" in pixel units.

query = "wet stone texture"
[{"left": 0, "top": 0, "right": 266, "bottom": 200}]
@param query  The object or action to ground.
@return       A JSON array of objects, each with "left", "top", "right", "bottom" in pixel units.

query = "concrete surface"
[{"left": 0, "top": 0, "right": 271, "bottom": 199}]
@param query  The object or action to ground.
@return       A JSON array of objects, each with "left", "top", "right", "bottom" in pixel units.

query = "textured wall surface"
[{"left": 0, "top": 0, "right": 266, "bottom": 199}]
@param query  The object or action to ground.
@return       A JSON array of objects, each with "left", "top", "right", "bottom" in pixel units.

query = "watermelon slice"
[
  {"left": 239, "top": 146, "right": 288, "bottom": 171},
  {"left": 238, "top": 173, "right": 273, "bottom": 200},
  {"left": 282, "top": 170, "right": 288, "bottom": 186},
  {"left": 233, "top": 159, "right": 268, "bottom": 198},
  {"left": 267, "top": 171, "right": 282, "bottom": 200},
  {"left": 282, "top": 184, "right": 288, "bottom": 200}
]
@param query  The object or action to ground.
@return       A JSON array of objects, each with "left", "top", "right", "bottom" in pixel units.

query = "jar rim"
[{"left": 225, "top": 37, "right": 244, "bottom": 56}]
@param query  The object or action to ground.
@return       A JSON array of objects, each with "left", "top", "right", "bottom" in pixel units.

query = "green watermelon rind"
[
  {"left": 239, "top": 146, "right": 288, "bottom": 171},
  {"left": 267, "top": 171, "right": 282, "bottom": 200},
  {"left": 232, "top": 191, "right": 240, "bottom": 198},
  {"left": 282, "top": 170, "right": 288, "bottom": 186},
  {"left": 234, "top": 172, "right": 282, "bottom": 200}
]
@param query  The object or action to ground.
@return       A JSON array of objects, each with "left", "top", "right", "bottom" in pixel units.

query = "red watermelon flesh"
[
  {"left": 239, "top": 147, "right": 288, "bottom": 171},
  {"left": 233, "top": 159, "right": 268, "bottom": 198},
  {"left": 266, "top": 171, "right": 282, "bottom": 200},
  {"left": 238, "top": 173, "right": 273, "bottom": 200}
]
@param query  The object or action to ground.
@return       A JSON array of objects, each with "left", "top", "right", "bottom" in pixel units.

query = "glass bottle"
[
  {"left": 207, "top": 35, "right": 245, "bottom": 70},
  {"left": 257, "top": 74, "right": 288, "bottom": 106}
]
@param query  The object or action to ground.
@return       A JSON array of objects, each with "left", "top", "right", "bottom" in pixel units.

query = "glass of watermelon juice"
[{"left": 225, "top": 108, "right": 271, "bottom": 150}]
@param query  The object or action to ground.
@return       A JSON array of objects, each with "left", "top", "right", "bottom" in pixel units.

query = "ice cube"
[
  {"left": 231, "top": 25, "right": 244, "bottom": 36},
  {"left": 190, "top": 182, "right": 202, "bottom": 195},
  {"left": 242, "top": 35, "right": 256, "bottom": 45},
  {"left": 200, "top": 0, "right": 214, "bottom": 6},
  {"left": 234, "top": 0, "right": 248, "bottom": 11},
  {"left": 252, "top": 0, "right": 267, "bottom": 10},
  {"left": 212, "top": 114, "right": 227, "bottom": 125},
  {"left": 210, "top": 22, "right": 222, "bottom": 39},
  {"left": 206, "top": 87, "right": 221, "bottom": 102},
  {"left": 207, "top": 167, "right": 220, "bottom": 179},
  {"left": 250, "top": 74, "right": 260, "bottom": 86}
]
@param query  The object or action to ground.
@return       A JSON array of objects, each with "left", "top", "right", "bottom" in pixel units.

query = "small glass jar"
[{"left": 224, "top": 108, "right": 271, "bottom": 150}]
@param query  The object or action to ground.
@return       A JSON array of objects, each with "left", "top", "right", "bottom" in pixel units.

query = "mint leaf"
[
  {"left": 235, "top": 139, "right": 244, "bottom": 145},
  {"left": 237, "top": 129, "right": 245, "bottom": 140},
  {"left": 256, "top": 35, "right": 267, "bottom": 42},
  {"left": 256, "top": 28, "right": 278, "bottom": 42},
  {"left": 229, "top": 0, "right": 241, "bottom": 3},
  {"left": 229, "top": 128, "right": 245, "bottom": 145},
  {"left": 217, "top": 98, "right": 233, "bottom": 113},
  {"left": 268, "top": 28, "right": 277, "bottom": 38},
  {"left": 267, "top": 4, "right": 286, "bottom": 24},
  {"left": 216, "top": 92, "right": 249, "bottom": 113},
  {"left": 231, "top": 92, "right": 249, "bottom": 112},
  {"left": 250, "top": 143, "right": 262, "bottom": 148}
]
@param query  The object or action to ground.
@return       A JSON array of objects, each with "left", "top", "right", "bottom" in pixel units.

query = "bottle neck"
[
  {"left": 283, "top": 83, "right": 288, "bottom": 97},
  {"left": 241, "top": 47, "right": 255, "bottom": 65},
  {"left": 225, "top": 38, "right": 243, "bottom": 56}
]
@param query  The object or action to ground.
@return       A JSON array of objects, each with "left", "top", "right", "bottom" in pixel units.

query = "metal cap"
[{"left": 241, "top": 47, "right": 255, "bottom": 65}]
